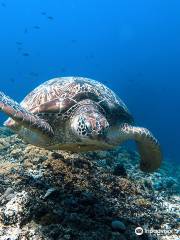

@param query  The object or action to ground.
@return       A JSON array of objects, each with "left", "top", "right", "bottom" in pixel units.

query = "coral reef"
[{"left": 0, "top": 128, "right": 179, "bottom": 240}]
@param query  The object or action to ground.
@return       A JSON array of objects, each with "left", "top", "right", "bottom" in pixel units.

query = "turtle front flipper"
[
  {"left": 0, "top": 91, "right": 54, "bottom": 137},
  {"left": 108, "top": 123, "right": 162, "bottom": 172}
]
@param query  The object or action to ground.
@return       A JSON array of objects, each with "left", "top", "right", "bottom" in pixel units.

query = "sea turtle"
[{"left": 0, "top": 77, "right": 162, "bottom": 172}]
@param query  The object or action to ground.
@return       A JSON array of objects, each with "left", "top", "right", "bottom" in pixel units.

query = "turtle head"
[{"left": 70, "top": 103, "right": 109, "bottom": 143}]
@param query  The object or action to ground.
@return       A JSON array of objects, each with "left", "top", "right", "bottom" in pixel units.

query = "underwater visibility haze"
[
  {"left": 0, "top": 1, "right": 179, "bottom": 239},
  {"left": 0, "top": 0, "right": 179, "bottom": 162}
]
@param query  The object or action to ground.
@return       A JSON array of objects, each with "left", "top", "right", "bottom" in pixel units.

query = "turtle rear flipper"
[{"left": 0, "top": 91, "right": 54, "bottom": 137}]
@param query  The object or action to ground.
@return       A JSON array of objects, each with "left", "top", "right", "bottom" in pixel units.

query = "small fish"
[
  {"left": 136, "top": 72, "right": 143, "bottom": 77},
  {"left": 10, "top": 78, "right": 15, "bottom": 83},
  {"left": 17, "top": 47, "right": 22, "bottom": 52},
  {"left": 16, "top": 41, "right": 22, "bottom": 45},
  {"left": 1, "top": 2, "right": 6, "bottom": 7},
  {"left": 41, "top": 12, "right": 46, "bottom": 15},
  {"left": 71, "top": 39, "right": 77, "bottom": 43},
  {"left": 29, "top": 72, "right": 39, "bottom": 77},
  {"left": 89, "top": 54, "right": 94, "bottom": 59},
  {"left": 85, "top": 54, "right": 94, "bottom": 60},
  {"left": 128, "top": 79, "right": 135, "bottom": 83},
  {"left": 60, "top": 67, "right": 66, "bottom": 73},
  {"left": 33, "top": 25, "right": 40, "bottom": 29},
  {"left": 47, "top": 16, "right": 54, "bottom": 20},
  {"left": 102, "top": 80, "right": 109, "bottom": 84},
  {"left": 22, "top": 53, "right": 29, "bottom": 57},
  {"left": 24, "top": 28, "right": 28, "bottom": 34}
]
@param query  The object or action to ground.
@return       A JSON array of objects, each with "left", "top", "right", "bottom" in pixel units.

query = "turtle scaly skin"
[{"left": 0, "top": 77, "right": 162, "bottom": 172}]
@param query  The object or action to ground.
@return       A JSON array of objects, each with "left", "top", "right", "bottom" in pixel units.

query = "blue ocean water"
[{"left": 0, "top": 0, "right": 179, "bottom": 163}]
